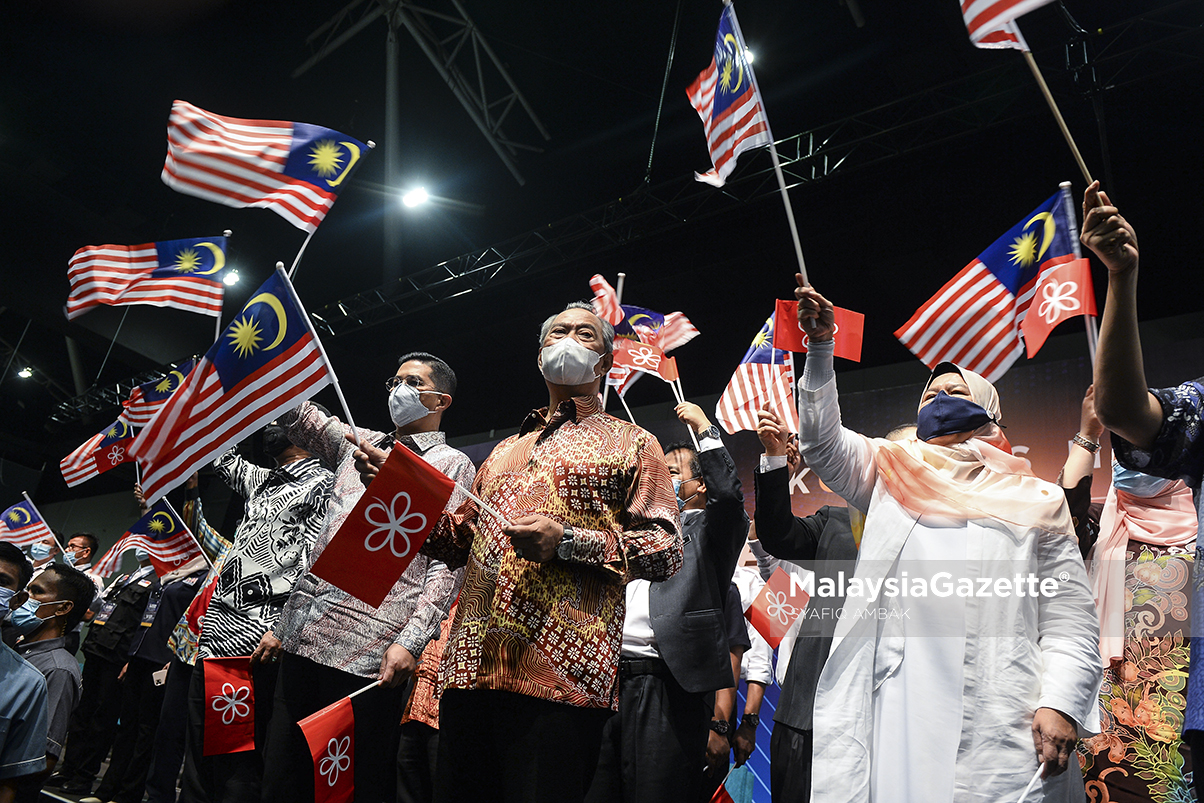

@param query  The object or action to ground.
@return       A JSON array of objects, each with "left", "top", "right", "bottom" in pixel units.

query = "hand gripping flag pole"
[{"left": 1059, "top": 181, "right": 1099, "bottom": 362}]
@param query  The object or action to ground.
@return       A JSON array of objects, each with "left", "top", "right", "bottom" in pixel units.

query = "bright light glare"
[
  {"left": 402, "top": 188, "right": 429, "bottom": 208},
  {"left": 17, "top": 367, "right": 32, "bottom": 378},
  {"left": 223, "top": 270, "right": 240, "bottom": 286},
  {"left": 745, "top": 49, "right": 755, "bottom": 63}
]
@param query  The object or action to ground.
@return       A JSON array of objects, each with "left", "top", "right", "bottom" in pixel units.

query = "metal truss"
[
  {"left": 48, "top": 358, "right": 194, "bottom": 426},
  {"left": 294, "top": 0, "right": 549, "bottom": 185}
]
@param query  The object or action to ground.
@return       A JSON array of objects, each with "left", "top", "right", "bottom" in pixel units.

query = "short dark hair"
[
  {"left": 68, "top": 532, "right": 99, "bottom": 559},
  {"left": 0, "top": 542, "right": 33, "bottom": 590},
  {"left": 663, "top": 442, "right": 701, "bottom": 479},
  {"left": 398, "top": 352, "right": 457, "bottom": 397},
  {"left": 41, "top": 564, "right": 96, "bottom": 631}
]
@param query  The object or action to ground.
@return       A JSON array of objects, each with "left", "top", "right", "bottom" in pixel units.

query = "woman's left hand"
[{"left": 1031, "top": 707, "right": 1077, "bottom": 777}]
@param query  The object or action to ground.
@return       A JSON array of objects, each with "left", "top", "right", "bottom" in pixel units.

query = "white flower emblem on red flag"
[
  {"left": 319, "top": 736, "right": 351, "bottom": 787},
  {"left": 764, "top": 590, "right": 800, "bottom": 626},
  {"left": 363, "top": 492, "right": 427, "bottom": 558},
  {"left": 211, "top": 682, "right": 251, "bottom": 724},
  {"left": 107, "top": 446, "right": 126, "bottom": 465},
  {"left": 1036, "top": 279, "right": 1081, "bottom": 324},
  {"left": 630, "top": 346, "right": 661, "bottom": 370}
]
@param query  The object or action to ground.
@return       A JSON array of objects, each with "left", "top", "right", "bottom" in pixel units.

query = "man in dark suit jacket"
[
  {"left": 586, "top": 402, "right": 747, "bottom": 803},
  {"left": 753, "top": 406, "right": 858, "bottom": 803}
]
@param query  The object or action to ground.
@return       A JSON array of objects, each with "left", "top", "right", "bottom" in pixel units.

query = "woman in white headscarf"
[{"left": 788, "top": 282, "right": 1102, "bottom": 803}]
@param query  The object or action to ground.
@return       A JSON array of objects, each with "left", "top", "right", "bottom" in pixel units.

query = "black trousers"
[
  {"left": 770, "top": 722, "right": 812, "bottom": 803},
  {"left": 58, "top": 652, "right": 125, "bottom": 786},
  {"left": 585, "top": 664, "right": 711, "bottom": 803},
  {"left": 396, "top": 721, "right": 439, "bottom": 803},
  {"left": 434, "top": 689, "right": 610, "bottom": 803},
  {"left": 261, "top": 651, "right": 408, "bottom": 803},
  {"left": 95, "top": 657, "right": 168, "bottom": 803},
  {"left": 145, "top": 657, "right": 193, "bottom": 803},
  {"left": 179, "top": 657, "right": 278, "bottom": 803}
]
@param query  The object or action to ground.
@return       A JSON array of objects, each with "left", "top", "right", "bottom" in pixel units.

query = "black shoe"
[
  {"left": 60, "top": 780, "right": 95, "bottom": 795},
  {"left": 43, "top": 773, "right": 74, "bottom": 789}
]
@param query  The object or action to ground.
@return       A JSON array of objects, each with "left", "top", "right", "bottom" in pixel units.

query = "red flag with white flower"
[
  {"left": 772, "top": 300, "right": 865, "bottom": 362},
  {"left": 1019, "top": 258, "right": 1096, "bottom": 357},
  {"left": 612, "top": 340, "right": 680, "bottom": 384},
  {"left": 299, "top": 697, "right": 355, "bottom": 803},
  {"left": 744, "top": 566, "right": 810, "bottom": 650},
  {"left": 60, "top": 419, "right": 137, "bottom": 487},
  {"left": 309, "top": 443, "right": 457, "bottom": 608},
  {"left": 203, "top": 657, "right": 255, "bottom": 755}
]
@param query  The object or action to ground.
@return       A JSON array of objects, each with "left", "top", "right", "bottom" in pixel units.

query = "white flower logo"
[
  {"left": 107, "top": 445, "right": 125, "bottom": 465},
  {"left": 363, "top": 492, "right": 428, "bottom": 558},
  {"left": 318, "top": 736, "right": 351, "bottom": 787},
  {"left": 211, "top": 682, "right": 251, "bottom": 725},
  {"left": 629, "top": 346, "right": 661, "bottom": 370},
  {"left": 764, "top": 590, "right": 800, "bottom": 626},
  {"left": 1036, "top": 279, "right": 1080, "bottom": 324}
]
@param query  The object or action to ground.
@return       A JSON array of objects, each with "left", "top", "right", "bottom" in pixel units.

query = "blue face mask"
[
  {"left": 63, "top": 551, "right": 77, "bottom": 567},
  {"left": 672, "top": 478, "right": 698, "bottom": 511},
  {"left": 30, "top": 542, "right": 52, "bottom": 561},
  {"left": 0, "top": 587, "right": 15, "bottom": 620},
  {"left": 1112, "top": 462, "right": 1176, "bottom": 498},
  {"left": 916, "top": 391, "right": 994, "bottom": 442},
  {"left": 7, "top": 595, "right": 63, "bottom": 636}
]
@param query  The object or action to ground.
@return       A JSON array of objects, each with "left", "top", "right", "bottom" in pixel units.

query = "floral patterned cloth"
[{"left": 1079, "top": 542, "right": 1196, "bottom": 803}]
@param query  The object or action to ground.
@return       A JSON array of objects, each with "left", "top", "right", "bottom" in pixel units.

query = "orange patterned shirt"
[{"left": 424, "top": 395, "right": 682, "bottom": 710}]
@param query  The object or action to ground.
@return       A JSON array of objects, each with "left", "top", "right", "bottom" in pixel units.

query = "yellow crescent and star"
[
  {"left": 148, "top": 511, "right": 176, "bottom": 535},
  {"left": 107, "top": 421, "right": 130, "bottom": 440},
  {"left": 7, "top": 507, "right": 31, "bottom": 525},
  {"left": 227, "top": 292, "right": 288, "bottom": 359},
  {"left": 718, "top": 33, "right": 745, "bottom": 94},
  {"left": 1008, "top": 212, "right": 1057, "bottom": 268},
  {"left": 172, "top": 242, "right": 225, "bottom": 275},
  {"left": 307, "top": 139, "right": 362, "bottom": 188},
  {"left": 154, "top": 369, "right": 186, "bottom": 394}
]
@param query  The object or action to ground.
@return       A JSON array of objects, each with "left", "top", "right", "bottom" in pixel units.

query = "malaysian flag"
[
  {"left": 130, "top": 268, "right": 336, "bottom": 505},
  {"left": 121, "top": 359, "right": 197, "bottom": 427},
  {"left": 66, "top": 236, "right": 228, "bottom": 320},
  {"left": 606, "top": 305, "right": 699, "bottom": 397},
  {"left": 961, "top": 0, "right": 1052, "bottom": 46},
  {"left": 894, "top": 188, "right": 1079, "bottom": 382},
  {"left": 94, "top": 500, "right": 202, "bottom": 579},
  {"left": 0, "top": 499, "right": 55, "bottom": 548},
  {"left": 589, "top": 275, "right": 623, "bottom": 326},
  {"left": 716, "top": 312, "right": 798, "bottom": 435},
  {"left": 163, "top": 100, "right": 370, "bottom": 233},
  {"left": 687, "top": 4, "right": 772, "bottom": 187},
  {"left": 60, "top": 418, "right": 137, "bottom": 488}
]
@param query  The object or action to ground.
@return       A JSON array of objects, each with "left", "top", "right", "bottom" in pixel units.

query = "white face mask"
[
  {"left": 389, "top": 382, "right": 438, "bottom": 429},
  {"left": 540, "top": 337, "right": 602, "bottom": 386}
]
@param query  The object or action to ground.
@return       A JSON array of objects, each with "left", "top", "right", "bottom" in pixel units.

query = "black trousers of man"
[
  {"left": 260, "top": 651, "right": 409, "bottom": 803},
  {"left": 94, "top": 657, "right": 167, "bottom": 803},
  {"left": 770, "top": 722, "right": 813, "bottom": 802},
  {"left": 586, "top": 658, "right": 712, "bottom": 803},
  {"left": 434, "top": 689, "right": 609, "bottom": 803},
  {"left": 55, "top": 653, "right": 125, "bottom": 791},
  {"left": 397, "top": 720, "right": 439, "bottom": 803},
  {"left": 179, "top": 657, "right": 278, "bottom": 803},
  {"left": 145, "top": 657, "right": 193, "bottom": 803}
]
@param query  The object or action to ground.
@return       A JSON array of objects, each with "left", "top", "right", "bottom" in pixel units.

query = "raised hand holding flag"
[
  {"left": 773, "top": 299, "right": 864, "bottom": 362},
  {"left": 745, "top": 566, "right": 810, "bottom": 650}
]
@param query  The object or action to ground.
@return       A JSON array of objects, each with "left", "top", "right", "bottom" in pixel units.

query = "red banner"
[
  {"left": 299, "top": 697, "right": 355, "bottom": 803},
  {"left": 310, "top": 443, "right": 457, "bottom": 608},
  {"left": 773, "top": 299, "right": 865, "bottom": 362},
  {"left": 1020, "top": 257, "right": 1096, "bottom": 357},
  {"left": 613, "top": 340, "right": 679, "bottom": 383},
  {"left": 202, "top": 657, "right": 255, "bottom": 756},
  {"left": 745, "top": 566, "right": 810, "bottom": 650}
]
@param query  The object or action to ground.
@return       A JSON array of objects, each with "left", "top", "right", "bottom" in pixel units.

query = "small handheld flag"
[
  {"left": 612, "top": 341, "right": 679, "bottom": 384},
  {"left": 716, "top": 313, "right": 797, "bottom": 435},
  {"left": 93, "top": 500, "right": 203, "bottom": 579},
  {"left": 0, "top": 498, "right": 55, "bottom": 548},
  {"left": 60, "top": 418, "right": 137, "bottom": 487},
  {"left": 66, "top": 237, "right": 229, "bottom": 320},
  {"left": 745, "top": 566, "right": 810, "bottom": 650},
  {"left": 163, "top": 100, "right": 370, "bottom": 233},
  {"left": 203, "top": 657, "right": 256, "bottom": 756},
  {"left": 773, "top": 300, "right": 865, "bottom": 362},
  {"left": 298, "top": 697, "right": 356, "bottom": 803},
  {"left": 1019, "top": 258, "right": 1095, "bottom": 357},
  {"left": 962, "top": 0, "right": 1052, "bottom": 47},
  {"left": 121, "top": 360, "right": 197, "bottom": 427}
]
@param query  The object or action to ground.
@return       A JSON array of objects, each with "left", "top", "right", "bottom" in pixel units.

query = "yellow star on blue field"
[
  {"left": 1008, "top": 232, "right": 1039, "bottom": 266},
  {"left": 148, "top": 519, "right": 166, "bottom": 534},
  {"left": 6, "top": 510, "right": 19, "bottom": 523},
  {"left": 174, "top": 247, "right": 202, "bottom": 273},
  {"left": 227, "top": 316, "right": 264, "bottom": 359},
  {"left": 107, "top": 425, "right": 122, "bottom": 438},
  {"left": 155, "top": 377, "right": 174, "bottom": 392},
  {"left": 308, "top": 140, "right": 344, "bottom": 178}
]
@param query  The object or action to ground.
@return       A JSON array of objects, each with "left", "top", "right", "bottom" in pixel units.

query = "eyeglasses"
[{"left": 385, "top": 376, "right": 419, "bottom": 392}]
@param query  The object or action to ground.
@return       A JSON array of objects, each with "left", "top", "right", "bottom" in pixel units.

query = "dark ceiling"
[{"left": 2, "top": 0, "right": 1201, "bottom": 503}]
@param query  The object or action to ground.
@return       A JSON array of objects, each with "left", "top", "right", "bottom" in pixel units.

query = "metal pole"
[{"left": 384, "top": 15, "right": 403, "bottom": 281}]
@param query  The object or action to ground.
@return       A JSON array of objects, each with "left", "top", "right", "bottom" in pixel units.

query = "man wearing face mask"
[
  {"left": 0, "top": 542, "right": 51, "bottom": 803},
  {"left": 587, "top": 402, "right": 745, "bottom": 803},
  {"left": 10, "top": 564, "right": 94, "bottom": 803},
  {"left": 177, "top": 422, "right": 331, "bottom": 803},
  {"left": 26, "top": 534, "right": 104, "bottom": 655},
  {"left": 50, "top": 546, "right": 159, "bottom": 796},
  {"left": 397, "top": 302, "right": 681, "bottom": 803},
  {"left": 261, "top": 354, "right": 474, "bottom": 803}
]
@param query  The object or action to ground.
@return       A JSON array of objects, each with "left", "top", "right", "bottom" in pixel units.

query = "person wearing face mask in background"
[
  {"left": 261, "top": 355, "right": 474, "bottom": 803},
  {"left": 586, "top": 401, "right": 744, "bottom": 803},
  {"left": 0, "top": 542, "right": 50, "bottom": 803},
  {"left": 25, "top": 533, "right": 104, "bottom": 655},
  {"left": 10, "top": 563, "right": 94, "bottom": 803},
  {"left": 358, "top": 301, "right": 681, "bottom": 803},
  {"left": 175, "top": 421, "right": 331, "bottom": 803},
  {"left": 48, "top": 537, "right": 159, "bottom": 796}
]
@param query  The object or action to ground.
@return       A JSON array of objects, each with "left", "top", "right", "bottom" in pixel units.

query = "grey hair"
[{"left": 538, "top": 301, "right": 615, "bottom": 355}]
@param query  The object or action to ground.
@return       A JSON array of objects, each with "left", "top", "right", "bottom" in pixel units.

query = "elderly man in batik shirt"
[
  {"left": 413, "top": 302, "right": 683, "bottom": 803},
  {"left": 261, "top": 353, "right": 474, "bottom": 803}
]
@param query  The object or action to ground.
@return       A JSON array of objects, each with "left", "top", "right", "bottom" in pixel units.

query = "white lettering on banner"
[{"left": 789, "top": 467, "right": 811, "bottom": 495}]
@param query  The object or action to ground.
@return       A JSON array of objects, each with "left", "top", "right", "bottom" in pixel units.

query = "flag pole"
[
  {"left": 1019, "top": 39, "right": 1093, "bottom": 185},
  {"left": 348, "top": 680, "right": 381, "bottom": 699},
  {"left": 601, "top": 272, "right": 626, "bottom": 410},
  {"left": 286, "top": 231, "right": 317, "bottom": 282},
  {"left": 94, "top": 308, "right": 131, "bottom": 386},
  {"left": 618, "top": 393, "right": 637, "bottom": 425},
  {"left": 215, "top": 229, "right": 232, "bottom": 343},
  {"left": 162, "top": 498, "right": 214, "bottom": 569},
  {"left": 451, "top": 484, "right": 511, "bottom": 529},
  {"left": 671, "top": 378, "right": 701, "bottom": 451},
  {"left": 274, "top": 264, "right": 362, "bottom": 447},
  {"left": 1058, "top": 181, "right": 1098, "bottom": 364},
  {"left": 21, "top": 492, "right": 62, "bottom": 548},
  {"left": 726, "top": 3, "right": 809, "bottom": 285}
]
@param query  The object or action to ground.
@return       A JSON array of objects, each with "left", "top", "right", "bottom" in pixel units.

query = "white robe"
[{"left": 799, "top": 378, "right": 1102, "bottom": 803}]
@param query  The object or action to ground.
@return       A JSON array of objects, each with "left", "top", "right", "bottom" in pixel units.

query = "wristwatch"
[
  {"left": 708, "top": 719, "right": 732, "bottom": 736},
  {"left": 740, "top": 713, "right": 760, "bottom": 729},
  {"left": 699, "top": 425, "right": 721, "bottom": 441},
  {"left": 556, "top": 526, "right": 575, "bottom": 561}
]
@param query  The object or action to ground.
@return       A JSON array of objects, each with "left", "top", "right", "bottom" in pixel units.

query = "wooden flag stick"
[
  {"left": 1058, "top": 181, "right": 1099, "bottom": 364},
  {"left": 453, "top": 484, "right": 511, "bottom": 529},
  {"left": 1022, "top": 50, "right": 1093, "bottom": 185},
  {"left": 601, "top": 272, "right": 626, "bottom": 411},
  {"left": 94, "top": 308, "right": 131, "bottom": 386}
]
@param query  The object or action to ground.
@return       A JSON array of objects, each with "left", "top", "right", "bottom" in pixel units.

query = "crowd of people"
[{"left": 1, "top": 183, "right": 1201, "bottom": 803}]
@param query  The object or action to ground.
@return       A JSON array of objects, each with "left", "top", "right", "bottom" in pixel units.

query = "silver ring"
[{"left": 515, "top": 547, "right": 524, "bottom": 560}]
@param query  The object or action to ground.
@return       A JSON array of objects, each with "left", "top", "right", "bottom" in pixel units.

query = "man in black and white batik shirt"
[{"left": 180, "top": 420, "right": 333, "bottom": 803}]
